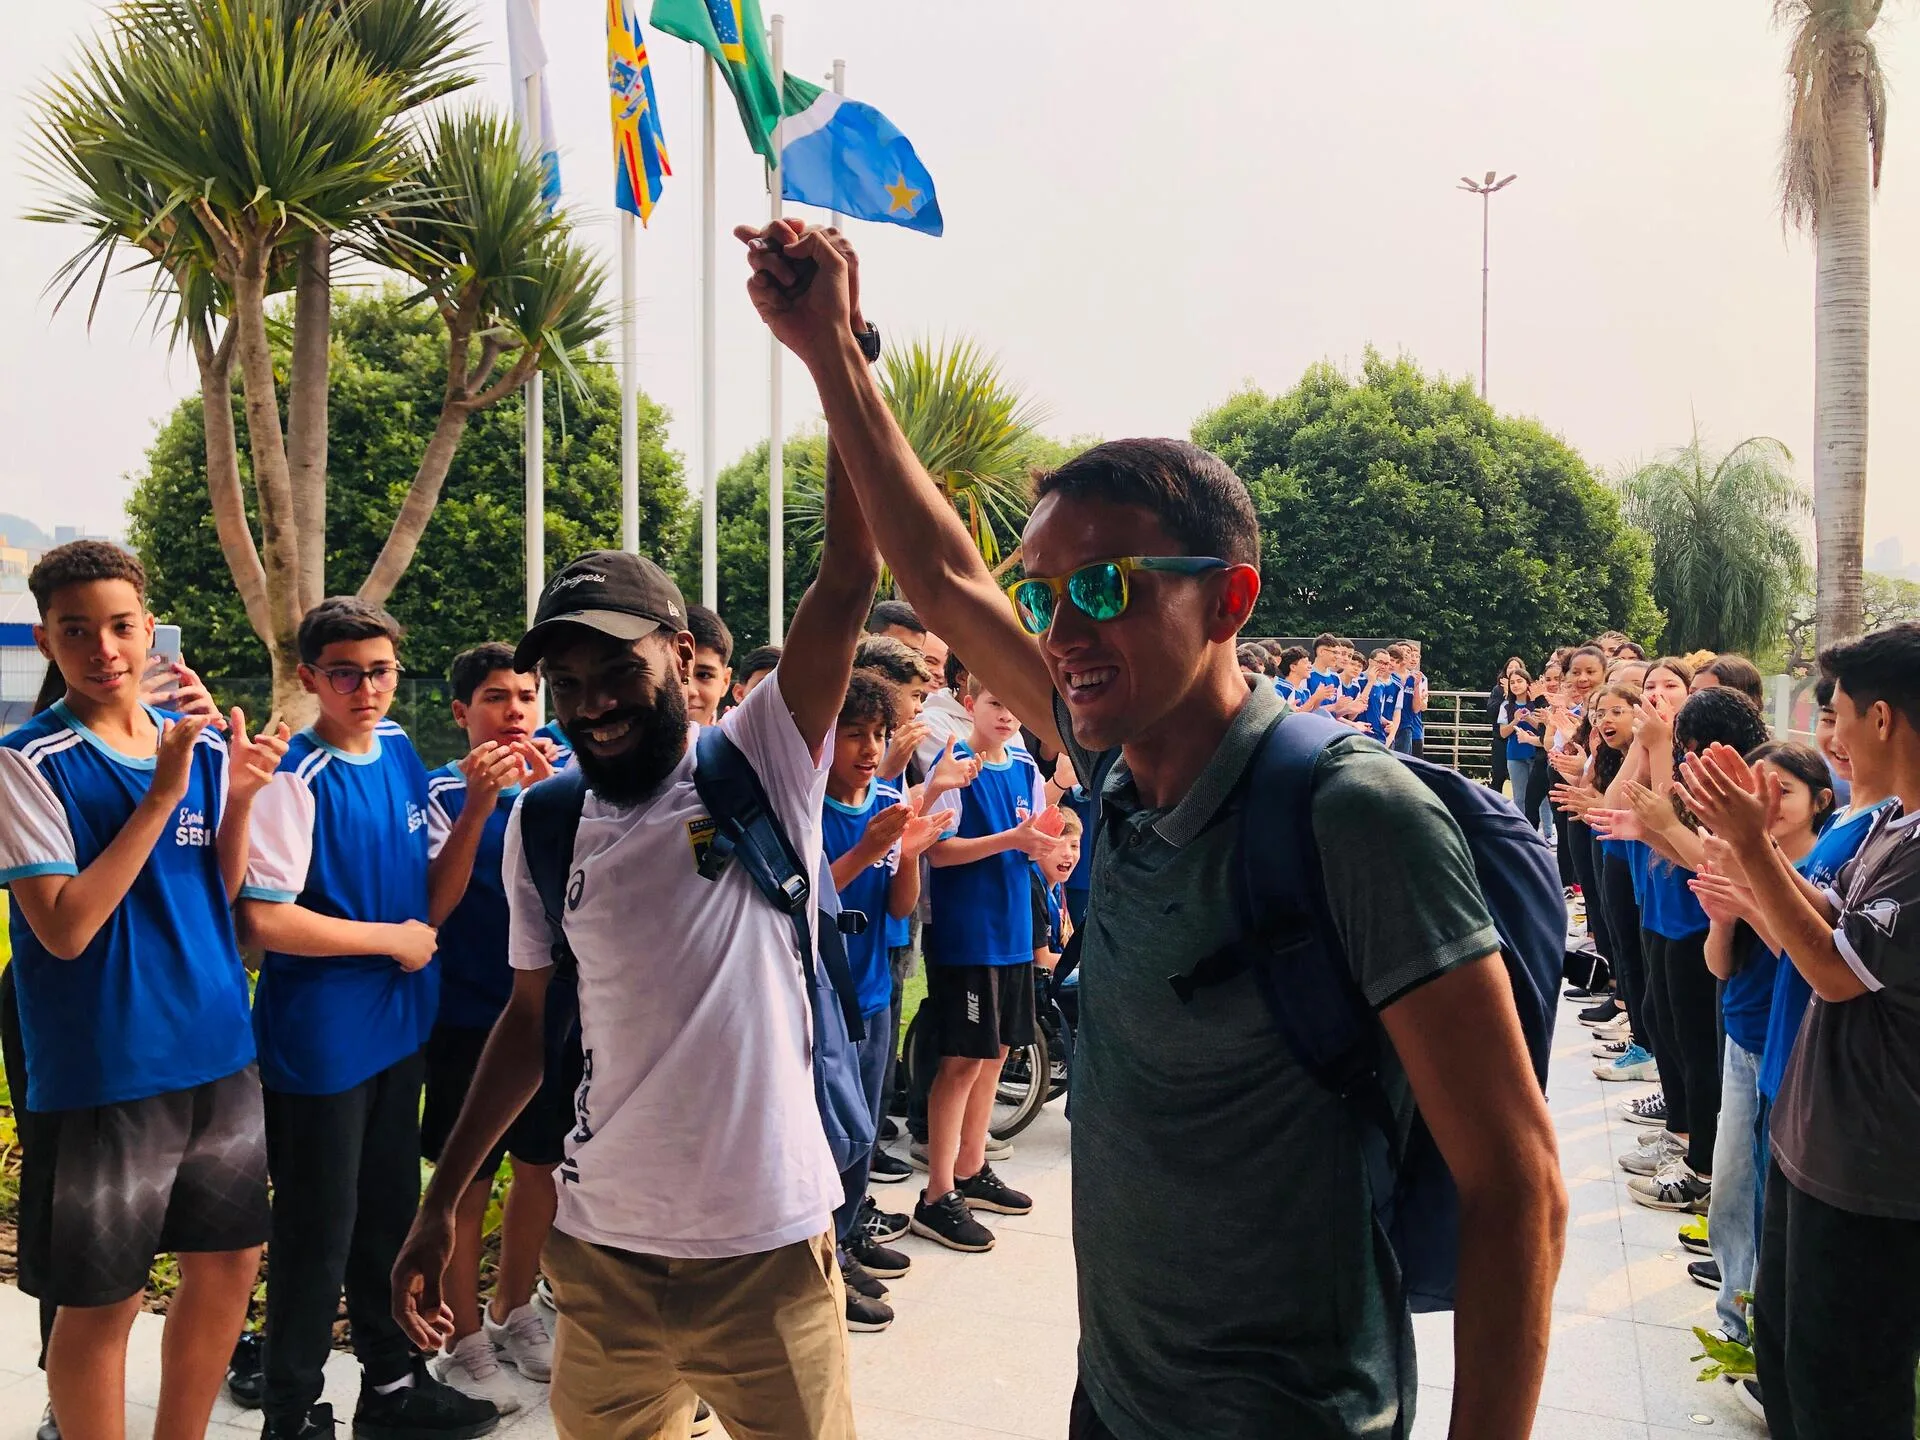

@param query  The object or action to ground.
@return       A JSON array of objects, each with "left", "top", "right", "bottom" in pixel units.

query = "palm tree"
[
  {"left": 1616, "top": 431, "right": 1810, "bottom": 655},
  {"left": 1776, "top": 0, "right": 1887, "bottom": 648},
  {"left": 29, "top": 0, "right": 603, "bottom": 717}
]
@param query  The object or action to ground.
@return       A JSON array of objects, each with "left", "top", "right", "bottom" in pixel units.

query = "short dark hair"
[
  {"left": 685, "top": 604, "right": 733, "bottom": 665},
  {"left": 1567, "top": 645, "right": 1608, "bottom": 670},
  {"left": 1820, "top": 622, "right": 1920, "bottom": 734},
  {"left": 1279, "top": 645, "right": 1308, "bottom": 673},
  {"left": 298, "top": 597, "right": 402, "bottom": 665},
  {"left": 865, "top": 599, "right": 925, "bottom": 637},
  {"left": 736, "top": 644, "right": 781, "bottom": 685},
  {"left": 1031, "top": 438, "right": 1259, "bottom": 567},
  {"left": 1814, "top": 674, "right": 1836, "bottom": 708},
  {"left": 1616, "top": 640, "right": 1646, "bottom": 660},
  {"left": 944, "top": 650, "right": 968, "bottom": 694},
  {"left": 1313, "top": 632, "right": 1340, "bottom": 654},
  {"left": 1236, "top": 643, "right": 1271, "bottom": 674},
  {"left": 449, "top": 642, "right": 523, "bottom": 705},
  {"left": 855, "top": 635, "right": 935, "bottom": 687},
  {"left": 1263, "top": 639, "right": 1287, "bottom": 656},
  {"left": 1674, "top": 686, "right": 1770, "bottom": 757},
  {"left": 1703, "top": 654, "right": 1765, "bottom": 707},
  {"left": 839, "top": 669, "right": 900, "bottom": 729},
  {"left": 28, "top": 539, "right": 146, "bottom": 613}
]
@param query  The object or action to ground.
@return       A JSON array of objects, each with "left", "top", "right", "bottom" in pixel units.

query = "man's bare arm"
[
  {"left": 778, "top": 440, "right": 882, "bottom": 757},
  {"left": 1380, "top": 955, "right": 1567, "bottom": 1440},
  {"left": 736, "top": 221, "right": 1061, "bottom": 750}
]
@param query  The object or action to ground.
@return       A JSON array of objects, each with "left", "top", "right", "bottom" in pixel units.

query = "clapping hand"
[
  {"left": 1690, "top": 859, "right": 1755, "bottom": 927},
  {"left": 928, "top": 737, "right": 983, "bottom": 795},
  {"left": 898, "top": 807, "right": 951, "bottom": 860},
  {"left": 1550, "top": 781, "right": 1602, "bottom": 818},
  {"left": 459, "top": 741, "right": 527, "bottom": 806},
  {"left": 1680, "top": 743, "right": 1778, "bottom": 855},
  {"left": 880, "top": 718, "right": 930, "bottom": 780},
  {"left": 1586, "top": 806, "right": 1642, "bottom": 843},
  {"left": 226, "top": 709, "right": 291, "bottom": 803}
]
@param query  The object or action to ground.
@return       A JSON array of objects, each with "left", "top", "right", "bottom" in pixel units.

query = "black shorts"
[
  {"left": 926, "top": 963, "right": 1038, "bottom": 1060},
  {"left": 18, "top": 1065, "right": 270, "bottom": 1308},
  {"left": 420, "top": 1024, "right": 577, "bottom": 1182}
]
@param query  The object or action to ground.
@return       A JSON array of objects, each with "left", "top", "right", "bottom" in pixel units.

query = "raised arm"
[
  {"left": 736, "top": 220, "right": 1061, "bottom": 750},
  {"left": 777, "top": 440, "right": 882, "bottom": 758}
]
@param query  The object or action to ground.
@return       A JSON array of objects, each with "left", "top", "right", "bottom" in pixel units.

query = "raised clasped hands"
[{"left": 734, "top": 218, "right": 864, "bottom": 369}]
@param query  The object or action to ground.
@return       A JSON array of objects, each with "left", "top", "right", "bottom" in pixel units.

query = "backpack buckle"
[
  {"left": 776, "top": 870, "right": 809, "bottom": 914},
  {"left": 698, "top": 829, "right": 736, "bottom": 882},
  {"left": 838, "top": 909, "right": 868, "bottom": 936}
]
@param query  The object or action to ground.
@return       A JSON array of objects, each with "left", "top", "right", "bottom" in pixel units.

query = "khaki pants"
[{"left": 543, "top": 1227, "right": 853, "bottom": 1440}]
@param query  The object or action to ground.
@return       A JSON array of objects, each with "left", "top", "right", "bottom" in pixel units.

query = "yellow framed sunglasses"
[{"left": 1005, "top": 555, "right": 1229, "bottom": 636}]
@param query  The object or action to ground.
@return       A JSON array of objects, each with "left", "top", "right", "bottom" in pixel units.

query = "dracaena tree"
[{"left": 29, "top": 0, "right": 606, "bottom": 720}]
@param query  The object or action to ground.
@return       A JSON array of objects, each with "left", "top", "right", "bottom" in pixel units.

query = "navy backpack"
[
  {"left": 518, "top": 727, "right": 876, "bottom": 1175},
  {"left": 1091, "top": 708, "right": 1564, "bottom": 1313}
]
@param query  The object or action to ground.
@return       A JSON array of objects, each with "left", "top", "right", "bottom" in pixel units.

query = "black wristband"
[{"left": 856, "top": 323, "right": 881, "bottom": 364}]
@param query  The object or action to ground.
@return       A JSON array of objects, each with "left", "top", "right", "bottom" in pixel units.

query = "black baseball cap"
[{"left": 513, "top": 550, "right": 689, "bottom": 670}]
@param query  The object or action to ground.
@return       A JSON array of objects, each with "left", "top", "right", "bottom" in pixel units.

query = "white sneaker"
[
  {"left": 486, "top": 1302, "right": 554, "bottom": 1383},
  {"left": 1618, "top": 1131, "right": 1685, "bottom": 1175},
  {"left": 985, "top": 1135, "right": 1013, "bottom": 1160},
  {"left": 435, "top": 1331, "right": 522, "bottom": 1414}
]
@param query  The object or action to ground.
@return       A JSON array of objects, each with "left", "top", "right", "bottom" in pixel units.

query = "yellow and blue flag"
[
  {"left": 778, "top": 75, "right": 942, "bottom": 236},
  {"left": 650, "top": 0, "right": 782, "bottom": 161},
  {"left": 608, "top": 0, "right": 671, "bottom": 223}
]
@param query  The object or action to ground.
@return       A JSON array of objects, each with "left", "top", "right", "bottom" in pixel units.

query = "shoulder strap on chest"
[{"left": 517, "top": 767, "right": 587, "bottom": 970}]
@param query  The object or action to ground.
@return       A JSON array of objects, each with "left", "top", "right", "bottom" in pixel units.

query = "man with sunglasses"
[
  {"left": 738, "top": 218, "right": 1566, "bottom": 1440},
  {"left": 240, "top": 597, "right": 500, "bottom": 1440}
]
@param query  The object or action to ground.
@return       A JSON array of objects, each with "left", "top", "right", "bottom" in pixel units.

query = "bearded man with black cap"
[{"left": 390, "top": 255, "right": 884, "bottom": 1439}]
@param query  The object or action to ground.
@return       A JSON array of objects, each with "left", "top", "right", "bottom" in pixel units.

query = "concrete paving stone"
[
  {"left": 854, "top": 1401, "right": 1064, "bottom": 1440},
  {"left": 1623, "top": 1244, "right": 1721, "bottom": 1334},
  {"left": 1526, "top": 1406, "right": 1655, "bottom": 1439},
  {"left": 1634, "top": 1314, "right": 1766, "bottom": 1435},
  {"left": 846, "top": 1299, "right": 1075, "bottom": 1439},
  {"left": 1534, "top": 1314, "right": 1650, "bottom": 1424},
  {"left": 901, "top": 1226, "right": 1079, "bottom": 1329},
  {"left": 1554, "top": 1234, "right": 1639, "bottom": 1323}
]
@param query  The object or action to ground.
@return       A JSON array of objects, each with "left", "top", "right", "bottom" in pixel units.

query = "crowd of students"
[
  {"left": 3, "top": 209, "right": 1916, "bottom": 1440},
  {"left": 1491, "top": 625, "right": 1920, "bottom": 1434}
]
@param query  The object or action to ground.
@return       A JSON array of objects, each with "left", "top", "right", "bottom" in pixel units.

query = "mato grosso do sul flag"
[
  {"left": 777, "top": 75, "right": 942, "bottom": 236},
  {"left": 649, "top": 0, "right": 781, "bottom": 160}
]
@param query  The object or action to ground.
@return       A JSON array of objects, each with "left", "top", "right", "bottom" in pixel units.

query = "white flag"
[{"left": 506, "top": 0, "right": 562, "bottom": 209}]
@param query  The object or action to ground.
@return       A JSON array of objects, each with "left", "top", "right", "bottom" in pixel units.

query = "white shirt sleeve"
[
  {"left": 240, "top": 772, "right": 316, "bottom": 903},
  {"left": 504, "top": 794, "right": 556, "bottom": 972},
  {"left": 426, "top": 778, "right": 461, "bottom": 861},
  {"left": 1030, "top": 762, "right": 1048, "bottom": 816},
  {"left": 719, "top": 666, "right": 831, "bottom": 837},
  {"left": 0, "top": 749, "right": 79, "bottom": 884}
]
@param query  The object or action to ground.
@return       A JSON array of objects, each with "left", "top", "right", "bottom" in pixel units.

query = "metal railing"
[{"left": 1422, "top": 689, "right": 1496, "bottom": 781}]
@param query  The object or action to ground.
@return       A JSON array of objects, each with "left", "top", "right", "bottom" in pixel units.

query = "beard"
[{"left": 564, "top": 680, "right": 691, "bottom": 807}]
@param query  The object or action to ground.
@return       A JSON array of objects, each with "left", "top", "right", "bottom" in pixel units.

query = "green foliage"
[
  {"left": 1615, "top": 431, "right": 1809, "bottom": 656},
  {"left": 671, "top": 436, "right": 827, "bottom": 653},
  {"left": 1691, "top": 1325, "right": 1757, "bottom": 1384},
  {"left": 1191, "top": 352, "right": 1659, "bottom": 688},
  {"left": 126, "top": 288, "right": 691, "bottom": 680}
]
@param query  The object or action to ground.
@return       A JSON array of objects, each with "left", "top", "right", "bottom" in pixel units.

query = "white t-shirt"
[{"left": 504, "top": 670, "right": 841, "bottom": 1258}]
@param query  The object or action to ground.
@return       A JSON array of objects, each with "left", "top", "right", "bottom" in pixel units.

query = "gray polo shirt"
[{"left": 1057, "top": 680, "right": 1499, "bottom": 1440}]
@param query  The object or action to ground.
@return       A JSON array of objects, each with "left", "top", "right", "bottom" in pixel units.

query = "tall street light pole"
[{"left": 1458, "top": 170, "right": 1516, "bottom": 400}]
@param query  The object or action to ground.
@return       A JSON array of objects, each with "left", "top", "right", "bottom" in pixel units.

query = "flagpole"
[
  {"left": 767, "top": 12, "right": 785, "bottom": 644},
  {"left": 620, "top": 210, "right": 638, "bottom": 553},
  {"left": 523, "top": 0, "right": 545, "bottom": 624},
  {"left": 828, "top": 58, "right": 845, "bottom": 231},
  {"left": 699, "top": 54, "right": 719, "bottom": 610}
]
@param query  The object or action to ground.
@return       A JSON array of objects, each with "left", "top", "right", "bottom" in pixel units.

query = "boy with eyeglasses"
[{"left": 238, "top": 598, "right": 498, "bottom": 1440}]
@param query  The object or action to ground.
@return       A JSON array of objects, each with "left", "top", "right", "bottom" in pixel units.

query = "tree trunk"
[
  {"left": 1812, "top": 52, "right": 1872, "bottom": 650},
  {"left": 229, "top": 252, "right": 312, "bottom": 727},
  {"left": 358, "top": 400, "right": 475, "bottom": 605},
  {"left": 191, "top": 324, "right": 273, "bottom": 643},
  {"left": 287, "top": 233, "right": 332, "bottom": 613}
]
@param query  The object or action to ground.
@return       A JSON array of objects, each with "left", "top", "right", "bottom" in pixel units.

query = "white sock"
[{"left": 372, "top": 1373, "right": 416, "bottom": 1396}]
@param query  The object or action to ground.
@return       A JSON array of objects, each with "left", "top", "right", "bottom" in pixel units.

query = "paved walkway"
[{"left": 0, "top": 1001, "right": 1765, "bottom": 1439}]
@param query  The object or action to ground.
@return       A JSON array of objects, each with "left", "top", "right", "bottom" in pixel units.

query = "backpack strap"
[
  {"left": 691, "top": 727, "right": 866, "bottom": 1042},
  {"left": 517, "top": 766, "right": 587, "bottom": 974}
]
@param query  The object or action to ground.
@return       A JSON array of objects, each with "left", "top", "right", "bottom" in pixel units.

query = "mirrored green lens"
[
  {"left": 1067, "top": 563, "right": 1127, "bottom": 621},
  {"left": 1012, "top": 580, "right": 1054, "bottom": 635}
]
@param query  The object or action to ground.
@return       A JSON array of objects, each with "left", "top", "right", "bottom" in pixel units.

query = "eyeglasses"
[
  {"left": 312, "top": 664, "right": 404, "bottom": 695},
  {"left": 1005, "top": 556, "right": 1229, "bottom": 636}
]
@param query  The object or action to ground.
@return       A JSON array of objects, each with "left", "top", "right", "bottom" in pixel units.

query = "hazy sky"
[{"left": 3, "top": 0, "right": 1918, "bottom": 562}]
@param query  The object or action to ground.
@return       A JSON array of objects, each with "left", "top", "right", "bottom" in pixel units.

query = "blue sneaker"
[{"left": 1593, "top": 1043, "right": 1658, "bottom": 1082}]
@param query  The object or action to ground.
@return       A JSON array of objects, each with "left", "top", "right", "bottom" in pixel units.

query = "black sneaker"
[
  {"left": 1564, "top": 986, "right": 1609, "bottom": 1002},
  {"left": 1578, "top": 1000, "right": 1624, "bottom": 1026},
  {"left": 878, "top": 1116, "right": 900, "bottom": 1142},
  {"left": 911, "top": 1189, "right": 996, "bottom": 1252},
  {"left": 846, "top": 1291, "right": 894, "bottom": 1333},
  {"left": 957, "top": 1163, "right": 1032, "bottom": 1216},
  {"left": 1687, "top": 1258, "right": 1722, "bottom": 1291},
  {"left": 841, "top": 1257, "right": 890, "bottom": 1300},
  {"left": 859, "top": 1195, "right": 910, "bottom": 1243},
  {"left": 228, "top": 1331, "right": 265, "bottom": 1410},
  {"left": 263, "top": 1405, "right": 337, "bottom": 1440},
  {"left": 37, "top": 1403, "right": 61, "bottom": 1440},
  {"left": 1677, "top": 1224, "right": 1713, "bottom": 1256},
  {"left": 848, "top": 1230, "right": 911, "bottom": 1278},
  {"left": 869, "top": 1149, "right": 914, "bottom": 1184},
  {"left": 352, "top": 1362, "right": 500, "bottom": 1440}
]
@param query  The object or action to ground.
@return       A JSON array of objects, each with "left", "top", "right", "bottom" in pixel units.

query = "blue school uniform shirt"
[
  {"left": 241, "top": 720, "right": 436, "bottom": 1095},
  {"left": 424, "top": 762, "right": 522, "bottom": 1031},
  {"left": 1500, "top": 700, "right": 1540, "bottom": 764},
  {"left": 1364, "top": 678, "right": 1402, "bottom": 743},
  {"left": 821, "top": 779, "right": 904, "bottom": 1018},
  {"left": 1304, "top": 669, "right": 1342, "bottom": 708},
  {"left": 926, "top": 742, "right": 1047, "bottom": 968},
  {"left": 1758, "top": 800, "right": 1893, "bottom": 1101},
  {"left": 1405, "top": 673, "right": 1426, "bottom": 743},
  {"left": 0, "top": 702, "right": 255, "bottom": 1112},
  {"left": 1636, "top": 843, "right": 1708, "bottom": 939},
  {"left": 533, "top": 720, "right": 575, "bottom": 771}
]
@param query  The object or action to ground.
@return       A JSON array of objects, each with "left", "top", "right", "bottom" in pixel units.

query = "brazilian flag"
[{"left": 649, "top": 0, "right": 782, "bottom": 161}]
